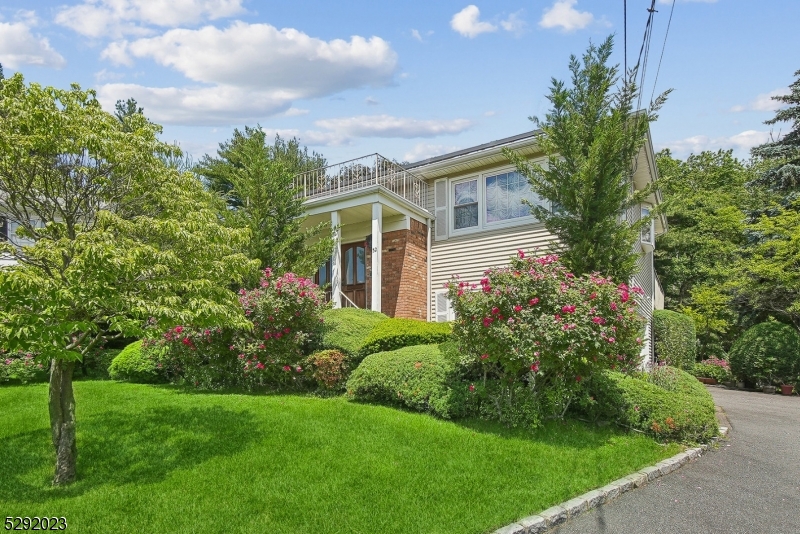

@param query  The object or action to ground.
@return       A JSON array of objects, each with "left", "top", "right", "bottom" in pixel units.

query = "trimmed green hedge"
[
  {"left": 728, "top": 321, "right": 800, "bottom": 385},
  {"left": 358, "top": 318, "right": 452, "bottom": 359},
  {"left": 321, "top": 308, "right": 388, "bottom": 356},
  {"left": 109, "top": 341, "right": 165, "bottom": 384},
  {"left": 653, "top": 310, "right": 696, "bottom": 370},
  {"left": 346, "top": 344, "right": 467, "bottom": 418},
  {"left": 579, "top": 366, "right": 718, "bottom": 443}
]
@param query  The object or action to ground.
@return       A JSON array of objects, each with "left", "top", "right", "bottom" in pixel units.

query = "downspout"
[{"left": 426, "top": 217, "right": 432, "bottom": 322}]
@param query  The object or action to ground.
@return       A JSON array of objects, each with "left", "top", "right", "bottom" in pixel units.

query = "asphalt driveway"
[{"left": 552, "top": 387, "right": 800, "bottom": 534}]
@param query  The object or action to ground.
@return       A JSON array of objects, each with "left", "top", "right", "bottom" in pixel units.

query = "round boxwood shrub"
[
  {"left": 728, "top": 322, "right": 800, "bottom": 385},
  {"left": 357, "top": 318, "right": 452, "bottom": 361},
  {"left": 653, "top": 310, "right": 696, "bottom": 370},
  {"left": 321, "top": 308, "right": 388, "bottom": 356},
  {"left": 578, "top": 366, "right": 718, "bottom": 443},
  {"left": 109, "top": 341, "right": 164, "bottom": 383},
  {"left": 346, "top": 343, "right": 465, "bottom": 418}
]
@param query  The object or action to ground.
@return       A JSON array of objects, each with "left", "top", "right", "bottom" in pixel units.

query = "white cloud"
[
  {"left": 411, "top": 29, "right": 423, "bottom": 42},
  {"left": 94, "top": 68, "right": 126, "bottom": 82},
  {"left": 314, "top": 115, "right": 472, "bottom": 138},
  {"left": 539, "top": 0, "right": 594, "bottom": 32},
  {"left": 259, "top": 115, "right": 472, "bottom": 148},
  {"left": 365, "top": 96, "right": 379, "bottom": 105},
  {"left": 659, "top": 130, "right": 771, "bottom": 157},
  {"left": 97, "top": 83, "right": 294, "bottom": 125},
  {"left": 97, "top": 22, "right": 398, "bottom": 125},
  {"left": 451, "top": 5, "right": 497, "bottom": 38},
  {"left": 500, "top": 11, "right": 527, "bottom": 35},
  {"left": 284, "top": 107, "right": 309, "bottom": 117},
  {"left": 403, "top": 143, "right": 462, "bottom": 163},
  {"left": 0, "top": 19, "right": 65, "bottom": 69},
  {"left": 55, "top": 0, "right": 246, "bottom": 38},
  {"left": 730, "top": 88, "right": 789, "bottom": 113}
]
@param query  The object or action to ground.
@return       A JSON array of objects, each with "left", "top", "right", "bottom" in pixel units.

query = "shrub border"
[{"left": 492, "top": 426, "right": 729, "bottom": 533}]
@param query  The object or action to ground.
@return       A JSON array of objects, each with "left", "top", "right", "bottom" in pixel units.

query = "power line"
[
  {"left": 634, "top": 0, "right": 658, "bottom": 111},
  {"left": 650, "top": 0, "right": 676, "bottom": 104}
]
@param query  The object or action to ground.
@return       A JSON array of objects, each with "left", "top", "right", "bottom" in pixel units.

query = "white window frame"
[{"left": 449, "top": 165, "right": 547, "bottom": 237}]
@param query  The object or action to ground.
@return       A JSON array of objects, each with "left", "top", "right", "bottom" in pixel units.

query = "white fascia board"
[{"left": 303, "top": 186, "right": 432, "bottom": 223}]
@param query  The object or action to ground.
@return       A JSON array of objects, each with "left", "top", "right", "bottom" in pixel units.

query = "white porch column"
[
  {"left": 371, "top": 203, "right": 382, "bottom": 312},
  {"left": 331, "top": 210, "right": 341, "bottom": 309}
]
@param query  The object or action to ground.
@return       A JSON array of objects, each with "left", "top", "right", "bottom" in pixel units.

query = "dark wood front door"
[{"left": 341, "top": 242, "right": 367, "bottom": 308}]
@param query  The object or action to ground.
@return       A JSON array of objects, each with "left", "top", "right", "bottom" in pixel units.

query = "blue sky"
[{"left": 1, "top": 0, "right": 798, "bottom": 165}]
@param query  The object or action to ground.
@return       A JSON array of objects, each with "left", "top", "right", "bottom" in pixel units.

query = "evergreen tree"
[
  {"left": 504, "top": 35, "right": 670, "bottom": 282},
  {"left": 196, "top": 127, "right": 332, "bottom": 282},
  {"left": 749, "top": 68, "right": 800, "bottom": 206}
]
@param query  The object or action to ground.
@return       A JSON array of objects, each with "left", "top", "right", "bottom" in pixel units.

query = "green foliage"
[
  {"left": 321, "top": 308, "right": 388, "bottom": 356},
  {"left": 447, "top": 252, "right": 645, "bottom": 423},
  {"left": 346, "top": 344, "right": 463, "bottom": 419},
  {"left": 305, "top": 350, "right": 349, "bottom": 391},
  {"left": 579, "top": 367, "right": 719, "bottom": 443},
  {"left": 653, "top": 310, "right": 696, "bottom": 370},
  {"left": 109, "top": 341, "right": 165, "bottom": 384},
  {"left": 0, "top": 72, "right": 256, "bottom": 364},
  {"left": 690, "top": 358, "right": 733, "bottom": 383},
  {"left": 728, "top": 321, "right": 800, "bottom": 385},
  {"left": 654, "top": 150, "right": 756, "bottom": 357},
  {"left": 358, "top": 318, "right": 452, "bottom": 360},
  {"left": 504, "top": 35, "right": 669, "bottom": 281},
  {"left": 195, "top": 127, "right": 332, "bottom": 281},
  {"left": 80, "top": 349, "right": 122, "bottom": 379}
]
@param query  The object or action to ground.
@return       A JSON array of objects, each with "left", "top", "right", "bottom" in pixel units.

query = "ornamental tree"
[
  {"left": 0, "top": 74, "right": 256, "bottom": 485},
  {"left": 504, "top": 35, "right": 670, "bottom": 282},
  {"left": 447, "top": 251, "right": 644, "bottom": 420}
]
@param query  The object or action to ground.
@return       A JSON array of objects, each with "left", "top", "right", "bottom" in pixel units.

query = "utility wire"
[
  {"left": 650, "top": 0, "right": 676, "bottom": 104},
  {"left": 634, "top": 0, "right": 658, "bottom": 111}
]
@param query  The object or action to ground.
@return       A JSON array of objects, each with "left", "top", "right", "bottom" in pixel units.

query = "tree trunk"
[{"left": 49, "top": 359, "right": 77, "bottom": 486}]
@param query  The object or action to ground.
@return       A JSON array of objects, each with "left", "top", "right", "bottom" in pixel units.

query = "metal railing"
[{"left": 293, "top": 154, "right": 428, "bottom": 211}]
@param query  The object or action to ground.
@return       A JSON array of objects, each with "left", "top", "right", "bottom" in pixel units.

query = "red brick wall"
[{"left": 381, "top": 219, "right": 428, "bottom": 320}]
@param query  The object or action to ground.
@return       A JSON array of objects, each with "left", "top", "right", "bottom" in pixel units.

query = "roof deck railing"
[{"left": 293, "top": 154, "right": 428, "bottom": 211}]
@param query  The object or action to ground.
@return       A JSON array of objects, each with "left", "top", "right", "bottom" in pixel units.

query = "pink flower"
[
  {"left": 480, "top": 353, "right": 489, "bottom": 360},
  {"left": 296, "top": 366, "right": 303, "bottom": 373},
  {"left": 283, "top": 365, "right": 291, "bottom": 372},
  {"left": 592, "top": 316, "right": 606, "bottom": 325},
  {"left": 620, "top": 291, "right": 630, "bottom": 303},
  {"left": 529, "top": 297, "right": 539, "bottom": 306},
  {"left": 174, "top": 325, "right": 183, "bottom": 334},
  {"left": 517, "top": 249, "right": 525, "bottom": 259},
  {"left": 610, "top": 302, "right": 618, "bottom": 311},
  {"left": 181, "top": 337, "right": 191, "bottom": 346},
  {"left": 284, "top": 328, "right": 291, "bottom": 334},
  {"left": 636, "top": 337, "right": 643, "bottom": 345},
  {"left": 469, "top": 384, "right": 476, "bottom": 392},
  {"left": 531, "top": 361, "right": 540, "bottom": 373},
  {"left": 607, "top": 337, "right": 616, "bottom": 344},
  {"left": 561, "top": 305, "right": 576, "bottom": 314},
  {"left": 514, "top": 305, "right": 523, "bottom": 313},
  {"left": 256, "top": 362, "right": 265, "bottom": 370},
  {"left": 482, "top": 317, "right": 493, "bottom": 327},
  {"left": 590, "top": 292, "right": 597, "bottom": 300},
  {"left": 491, "top": 307, "right": 501, "bottom": 315}
]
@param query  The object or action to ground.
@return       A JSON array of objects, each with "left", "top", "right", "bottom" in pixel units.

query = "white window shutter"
[
  {"left": 434, "top": 178, "right": 448, "bottom": 241},
  {"left": 434, "top": 289, "right": 453, "bottom": 322}
]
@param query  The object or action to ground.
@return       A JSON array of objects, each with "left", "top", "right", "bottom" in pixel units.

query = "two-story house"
[{"left": 295, "top": 128, "right": 666, "bottom": 364}]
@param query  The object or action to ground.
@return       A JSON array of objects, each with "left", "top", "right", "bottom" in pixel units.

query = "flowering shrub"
[
  {"left": 0, "top": 351, "right": 47, "bottom": 384},
  {"left": 161, "top": 269, "right": 328, "bottom": 390},
  {"left": 447, "top": 251, "right": 645, "bottom": 422}
]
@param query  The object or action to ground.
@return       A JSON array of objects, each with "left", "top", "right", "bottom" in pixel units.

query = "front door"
[{"left": 341, "top": 242, "right": 367, "bottom": 308}]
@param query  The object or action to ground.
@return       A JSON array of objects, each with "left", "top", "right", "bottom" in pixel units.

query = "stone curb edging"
[{"left": 492, "top": 426, "right": 729, "bottom": 534}]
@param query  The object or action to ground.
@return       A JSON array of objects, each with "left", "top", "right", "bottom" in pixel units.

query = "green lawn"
[{"left": 0, "top": 382, "right": 680, "bottom": 534}]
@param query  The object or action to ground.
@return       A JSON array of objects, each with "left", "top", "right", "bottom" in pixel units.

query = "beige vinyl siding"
[{"left": 429, "top": 223, "right": 554, "bottom": 316}]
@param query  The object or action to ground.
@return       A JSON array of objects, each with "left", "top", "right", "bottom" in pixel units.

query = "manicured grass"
[{"left": 0, "top": 382, "right": 681, "bottom": 533}]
